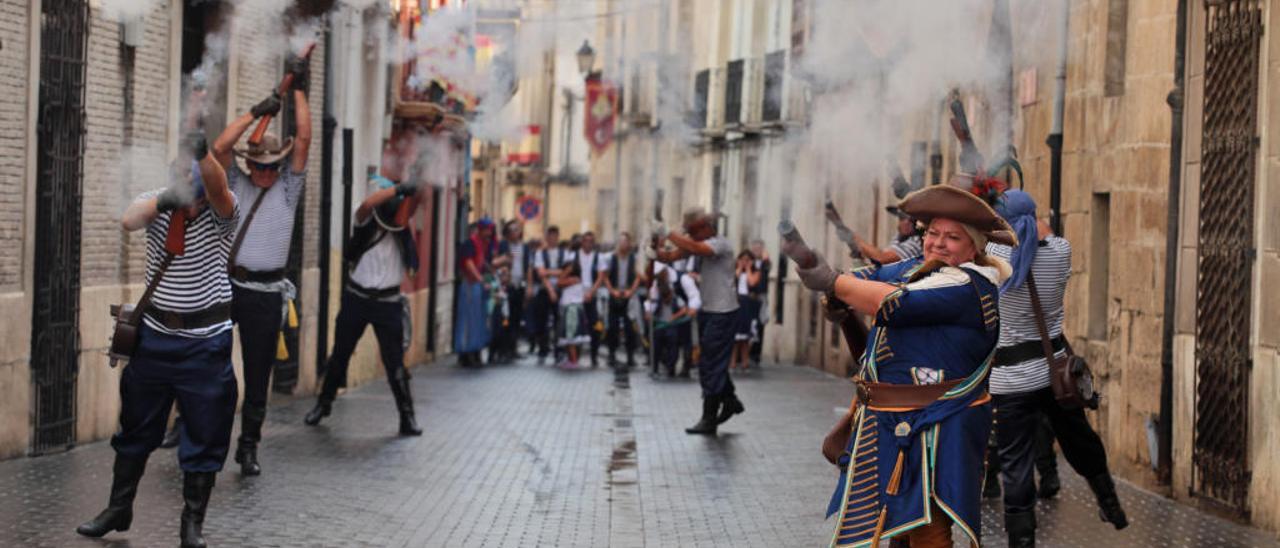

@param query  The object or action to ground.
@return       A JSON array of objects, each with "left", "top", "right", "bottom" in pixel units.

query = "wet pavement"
[{"left": 0, "top": 355, "right": 1276, "bottom": 547}]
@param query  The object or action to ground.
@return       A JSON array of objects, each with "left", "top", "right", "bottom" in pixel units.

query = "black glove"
[
  {"left": 155, "top": 186, "right": 188, "bottom": 213},
  {"left": 395, "top": 182, "right": 420, "bottom": 198},
  {"left": 287, "top": 54, "right": 310, "bottom": 94},
  {"left": 181, "top": 130, "right": 207, "bottom": 160},
  {"left": 250, "top": 92, "right": 281, "bottom": 118}
]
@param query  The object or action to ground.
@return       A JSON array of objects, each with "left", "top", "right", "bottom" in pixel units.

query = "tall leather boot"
[
  {"left": 179, "top": 471, "right": 216, "bottom": 548},
  {"left": 389, "top": 369, "right": 423, "bottom": 436},
  {"left": 1005, "top": 510, "right": 1036, "bottom": 548},
  {"left": 76, "top": 454, "right": 147, "bottom": 537},
  {"left": 685, "top": 396, "right": 719, "bottom": 435},
  {"left": 304, "top": 369, "right": 342, "bottom": 426},
  {"left": 716, "top": 393, "right": 745, "bottom": 424},
  {"left": 1087, "top": 474, "right": 1129, "bottom": 530},
  {"left": 1035, "top": 452, "right": 1060, "bottom": 499},
  {"left": 235, "top": 403, "right": 265, "bottom": 476}
]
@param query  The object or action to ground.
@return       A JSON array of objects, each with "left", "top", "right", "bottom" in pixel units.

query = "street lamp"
[{"left": 576, "top": 40, "right": 595, "bottom": 75}]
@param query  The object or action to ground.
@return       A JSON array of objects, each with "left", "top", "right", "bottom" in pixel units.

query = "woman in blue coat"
[{"left": 792, "top": 185, "right": 1016, "bottom": 547}]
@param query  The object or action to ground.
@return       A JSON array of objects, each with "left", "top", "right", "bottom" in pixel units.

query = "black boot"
[
  {"left": 1036, "top": 458, "right": 1060, "bottom": 500},
  {"left": 235, "top": 404, "right": 265, "bottom": 476},
  {"left": 685, "top": 397, "right": 719, "bottom": 435},
  {"left": 179, "top": 471, "right": 215, "bottom": 547},
  {"left": 1005, "top": 510, "right": 1036, "bottom": 548},
  {"left": 303, "top": 396, "right": 333, "bottom": 426},
  {"left": 76, "top": 454, "right": 147, "bottom": 537},
  {"left": 389, "top": 369, "right": 423, "bottom": 436},
  {"left": 716, "top": 393, "right": 745, "bottom": 425},
  {"left": 305, "top": 371, "right": 341, "bottom": 426},
  {"left": 1087, "top": 474, "right": 1129, "bottom": 530}
]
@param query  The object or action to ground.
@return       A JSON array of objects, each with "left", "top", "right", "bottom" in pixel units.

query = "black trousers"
[
  {"left": 112, "top": 325, "right": 237, "bottom": 472},
  {"left": 504, "top": 285, "right": 525, "bottom": 355},
  {"left": 696, "top": 311, "right": 736, "bottom": 398},
  {"left": 607, "top": 297, "right": 636, "bottom": 360},
  {"left": 995, "top": 387, "right": 1111, "bottom": 515},
  {"left": 531, "top": 289, "right": 558, "bottom": 356},
  {"left": 319, "top": 290, "right": 405, "bottom": 401},
  {"left": 231, "top": 285, "right": 283, "bottom": 448},
  {"left": 584, "top": 297, "right": 601, "bottom": 361}
]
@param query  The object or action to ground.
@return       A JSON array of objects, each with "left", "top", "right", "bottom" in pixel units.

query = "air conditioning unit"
[
  {"left": 742, "top": 57, "right": 766, "bottom": 131},
  {"left": 703, "top": 67, "right": 726, "bottom": 137}
]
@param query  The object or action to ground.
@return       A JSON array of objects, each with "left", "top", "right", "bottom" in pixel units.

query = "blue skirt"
[
  {"left": 734, "top": 295, "right": 761, "bottom": 342},
  {"left": 454, "top": 281, "right": 491, "bottom": 353}
]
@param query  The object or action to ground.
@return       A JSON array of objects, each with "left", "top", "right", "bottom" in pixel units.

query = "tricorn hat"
[
  {"left": 234, "top": 132, "right": 294, "bottom": 165},
  {"left": 898, "top": 185, "right": 1017, "bottom": 246}
]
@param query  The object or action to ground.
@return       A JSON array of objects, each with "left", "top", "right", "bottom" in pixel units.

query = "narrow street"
[{"left": 0, "top": 357, "right": 1273, "bottom": 547}]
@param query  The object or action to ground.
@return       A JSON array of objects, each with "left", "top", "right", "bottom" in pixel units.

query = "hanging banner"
[{"left": 584, "top": 77, "right": 618, "bottom": 154}]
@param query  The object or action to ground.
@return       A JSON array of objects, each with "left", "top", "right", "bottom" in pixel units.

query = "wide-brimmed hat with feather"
[{"left": 898, "top": 185, "right": 1017, "bottom": 246}]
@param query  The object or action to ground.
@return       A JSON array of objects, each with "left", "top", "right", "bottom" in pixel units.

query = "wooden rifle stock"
[{"left": 248, "top": 43, "right": 316, "bottom": 147}]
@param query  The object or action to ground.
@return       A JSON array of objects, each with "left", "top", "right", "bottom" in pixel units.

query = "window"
[
  {"left": 1104, "top": 0, "right": 1129, "bottom": 97},
  {"left": 762, "top": 51, "right": 785, "bottom": 122},
  {"left": 724, "top": 59, "right": 744, "bottom": 125},
  {"left": 1089, "top": 193, "right": 1111, "bottom": 340},
  {"left": 690, "top": 69, "right": 710, "bottom": 129}
]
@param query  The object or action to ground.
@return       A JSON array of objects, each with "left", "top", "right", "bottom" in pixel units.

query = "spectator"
[{"left": 730, "top": 250, "right": 761, "bottom": 372}]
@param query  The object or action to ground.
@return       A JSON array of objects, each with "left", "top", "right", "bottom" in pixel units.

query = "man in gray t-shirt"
[{"left": 652, "top": 207, "right": 743, "bottom": 436}]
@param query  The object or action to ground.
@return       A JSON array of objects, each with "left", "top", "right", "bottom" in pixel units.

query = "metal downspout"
[{"left": 1158, "top": 0, "right": 1188, "bottom": 486}]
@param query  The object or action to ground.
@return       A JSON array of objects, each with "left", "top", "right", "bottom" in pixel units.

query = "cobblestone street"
[{"left": 1, "top": 357, "right": 1276, "bottom": 547}]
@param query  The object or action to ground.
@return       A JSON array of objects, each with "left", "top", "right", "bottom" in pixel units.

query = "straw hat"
[{"left": 233, "top": 132, "right": 294, "bottom": 165}]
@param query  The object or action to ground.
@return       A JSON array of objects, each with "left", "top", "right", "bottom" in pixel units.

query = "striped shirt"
[
  {"left": 986, "top": 236, "right": 1072, "bottom": 395},
  {"left": 888, "top": 234, "right": 923, "bottom": 262},
  {"left": 227, "top": 165, "right": 305, "bottom": 273},
  {"left": 139, "top": 190, "right": 240, "bottom": 338}
]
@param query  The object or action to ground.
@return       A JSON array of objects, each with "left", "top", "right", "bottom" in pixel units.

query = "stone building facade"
[{"left": 0, "top": 0, "right": 459, "bottom": 461}]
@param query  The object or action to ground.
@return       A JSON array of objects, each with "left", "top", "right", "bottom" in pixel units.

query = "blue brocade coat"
[{"left": 827, "top": 257, "right": 1002, "bottom": 547}]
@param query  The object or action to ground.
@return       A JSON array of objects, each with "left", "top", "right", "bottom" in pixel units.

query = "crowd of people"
[
  {"left": 74, "top": 45, "right": 1126, "bottom": 547},
  {"left": 449, "top": 216, "right": 773, "bottom": 384}
]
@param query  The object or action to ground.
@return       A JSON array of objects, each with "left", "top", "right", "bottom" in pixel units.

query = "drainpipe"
[
  {"left": 1158, "top": 0, "right": 1188, "bottom": 487},
  {"left": 317, "top": 21, "right": 336, "bottom": 377},
  {"left": 1046, "top": 0, "right": 1069, "bottom": 235}
]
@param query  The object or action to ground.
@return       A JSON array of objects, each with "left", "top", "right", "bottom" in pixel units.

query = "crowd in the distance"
[{"left": 452, "top": 219, "right": 772, "bottom": 377}]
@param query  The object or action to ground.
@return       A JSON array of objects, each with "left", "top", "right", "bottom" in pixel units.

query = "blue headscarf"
[{"left": 994, "top": 190, "right": 1038, "bottom": 293}]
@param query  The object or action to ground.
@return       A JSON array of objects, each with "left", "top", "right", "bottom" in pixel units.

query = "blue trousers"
[
  {"left": 111, "top": 324, "right": 237, "bottom": 472},
  {"left": 696, "top": 311, "right": 736, "bottom": 398}
]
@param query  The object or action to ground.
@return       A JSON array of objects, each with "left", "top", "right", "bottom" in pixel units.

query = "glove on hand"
[
  {"left": 795, "top": 252, "right": 839, "bottom": 293},
  {"left": 287, "top": 55, "right": 310, "bottom": 94},
  {"left": 250, "top": 92, "right": 282, "bottom": 118}
]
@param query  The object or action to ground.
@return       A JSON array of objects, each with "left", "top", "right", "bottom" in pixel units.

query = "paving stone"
[{"left": 0, "top": 357, "right": 1274, "bottom": 547}]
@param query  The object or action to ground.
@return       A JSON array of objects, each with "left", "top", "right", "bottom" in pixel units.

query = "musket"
[
  {"left": 885, "top": 157, "right": 912, "bottom": 199},
  {"left": 822, "top": 201, "right": 861, "bottom": 260},
  {"left": 949, "top": 95, "right": 985, "bottom": 175},
  {"left": 248, "top": 43, "right": 317, "bottom": 147},
  {"left": 777, "top": 221, "right": 868, "bottom": 358}
]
